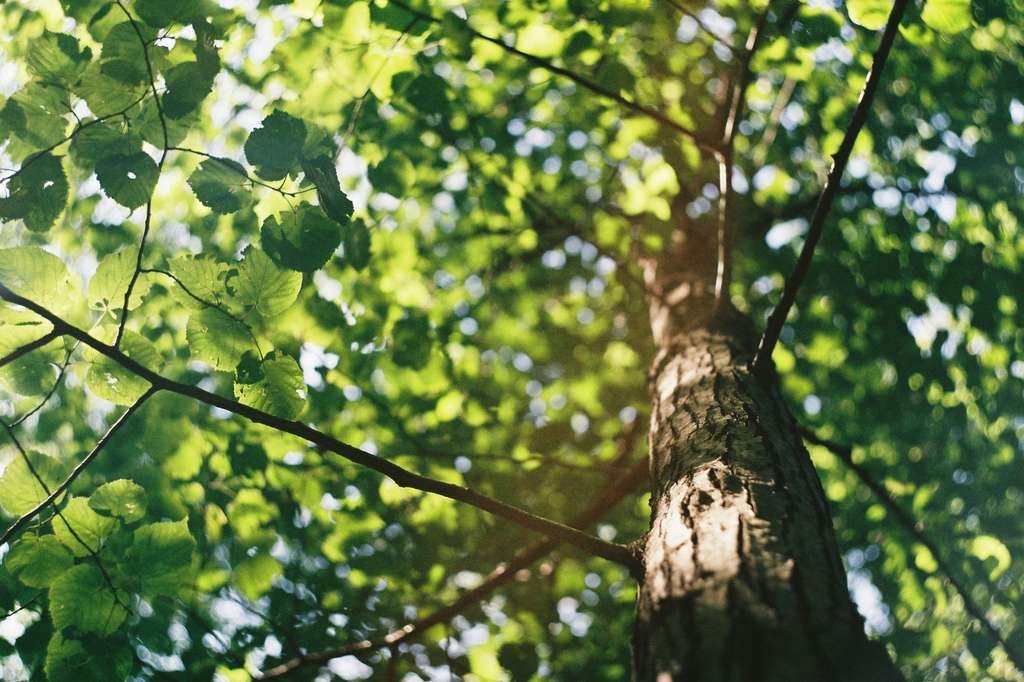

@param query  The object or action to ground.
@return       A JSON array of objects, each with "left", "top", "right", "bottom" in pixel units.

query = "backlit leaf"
[
  {"left": 244, "top": 110, "right": 307, "bottom": 181},
  {"left": 95, "top": 152, "right": 159, "bottom": 209},
  {"left": 233, "top": 351, "right": 306, "bottom": 419},
  {"left": 88, "top": 479, "right": 147, "bottom": 523},
  {"left": 187, "top": 157, "right": 252, "bottom": 214},
  {"left": 261, "top": 204, "right": 341, "bottom": 272},
  {"left": 49, "top": 564, "right": 127, "bottom": 635}
]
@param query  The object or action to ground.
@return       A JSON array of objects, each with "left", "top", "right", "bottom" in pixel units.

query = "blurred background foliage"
[{"left": 0, "top": 0, "right": 1022, "bottom": 680}]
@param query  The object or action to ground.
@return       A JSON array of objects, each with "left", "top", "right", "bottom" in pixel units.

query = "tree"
[{"left": 0, "top": 0, "right": 1021, "bottom": 679}]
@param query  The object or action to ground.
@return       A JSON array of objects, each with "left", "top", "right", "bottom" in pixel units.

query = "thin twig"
[
  {"left": 751, "top": 0, "right": 908, "bottom": 371},
  {"left": 0, "top": 592, "right": 44, "bottom": 620},
  {"left": 9, "top": 341, "right": 79, "bottom": 427},
  {"left": 1, "top": 423, "right": 130, "bottom": 609},
  {"left": 714, "top": 2, "right": 774, "bottom": 304},
  {"left": 259, "top": 453, "right": 647, "bottom": 679},
  {"left": 113, "top": 0, "right": 171, "bottom": 349},
  {"left": 337, "top": 16, "right": 421, "bottom": 157},
  {"left": 0, "top": 388, "right": 156, "bottom": 548},
  {"left": 0, "top": 93, "right": 149, "bottom": 185},
  {"left": 801, "top": 428, "right": 1024, "bottom": 673},
  {"left": 664, "top": 0, "right": 741, "bottom": 55},
  {"left": 385, "top": 0, "right": 718, "bottom": 154},
  {"left": 142, "top": 268, "right": 263, "bottom": 359},
  {"left": 169, "top": 147, "right": 315, "bottom": 197}
]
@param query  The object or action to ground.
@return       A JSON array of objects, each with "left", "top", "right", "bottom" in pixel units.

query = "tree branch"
[
  {"left": 113, "top": 0, "right": 171, "bottom": 349},
  {"left": 385, "top": 0, "right": 718, "bottom": 153},
  {"left": 258, "top": 455, "right": 648, "bottom": 679},
  {"left": 714, "top": 1, "right": 774, "bottom": 303},
  {"left": 0, "top": 92, "right": 149, "bottom": 185},
  {"left": 0, "top": 284, "right": 640, "bottom": 573},
  {"left": 0, "top": 331, "right": 59, "bottom": 370},
  {"left": 0, "top": 388, "right": 156, "bottom": 549},
  {"left": 751, "top": 0, "right": 908, "bottom": 371},
  {"left": 1, "top": 422, "right": 132, "bottom": 609},
  {"left": 801, "top": 428, "right": 1024, "bottom": 673},
  {"left": 664, "top": 0, "right": 741, "bottom": 55}
]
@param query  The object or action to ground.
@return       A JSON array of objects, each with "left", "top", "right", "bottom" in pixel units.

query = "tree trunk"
[{"left": 632, "top": 248, "right": 902, "bottom": 681}]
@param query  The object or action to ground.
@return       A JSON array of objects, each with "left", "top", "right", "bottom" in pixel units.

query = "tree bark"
[{"left": 632, "top": 248, "right": 902, "bottom": 681}]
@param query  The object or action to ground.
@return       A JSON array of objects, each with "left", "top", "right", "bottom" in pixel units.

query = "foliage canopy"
[{"left": 0, "top": 0, "right": 1023, "bottom": 680}]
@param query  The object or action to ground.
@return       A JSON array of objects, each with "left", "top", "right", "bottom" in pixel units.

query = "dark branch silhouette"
[
  {"left": 0, "top": 283, "right": 640, "bottom": 573},
  {"left": 259, "top": 457, "right": 648, "bottom": 679},
  {"left": 752, "top": 0, "right": 909, "bottom": 371},
  {"left": 802, "top": 428, "right": 1024, "bottom": 673},
  {"left": 0, "top": 389, "right": 156, "bottom": 548},
  {"left": 386, "top": 0, "right": 718, "bottom": 153}
]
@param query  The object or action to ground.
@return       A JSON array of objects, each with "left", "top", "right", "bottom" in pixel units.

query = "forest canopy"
[{"left": 0, "top": 0, "right": 1023, "bottom": 680}]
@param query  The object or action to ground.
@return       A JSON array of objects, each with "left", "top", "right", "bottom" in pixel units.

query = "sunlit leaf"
[
  {"left": 233, "top": 351, "right": 306, "bottom": 419},
  {"left": 89, "top": 479, "right": 147, "bottom": 522},
  {"left": 49, "top": 564, "right": 127, "bottom": 635}
]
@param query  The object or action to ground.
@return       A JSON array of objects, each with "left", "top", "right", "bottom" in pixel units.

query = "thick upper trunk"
[{"left": 632, "top": 255, "right": 901, "bottom": 681}]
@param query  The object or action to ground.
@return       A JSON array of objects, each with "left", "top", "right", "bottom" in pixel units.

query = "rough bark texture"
[{"left": 632, "top": 249, "right": 902, "bottom": 682}]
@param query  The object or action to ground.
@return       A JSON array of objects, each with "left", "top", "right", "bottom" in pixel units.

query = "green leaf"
[
  {"left": 53, "top": 497, "right": 117, "bottom": 557},
  {"left": 136, "top": 96, "right": 194, "bottom": 147},
  {"left": 85, "top": 330, "right": 158, "bottom": 405},
  {"left": 233, "top": 552, "right": 281, "bottom": 600},
  {"left": 88, "top": 479, "right": 147, "bottom": 523},
  {"left": 26, "top": 31, "right": 91, "bottom": 83},
  {"left": 187, "top": 157, "right": 252, "bottom": 214},
  {"left": 244, "top": 110, "right": 307, "bottom": 181},
  {"left": 392, "top": 312, "right": 432, "bottom": 369},
  {"left": 0, "top": 85, "right": 70, "bottom": 159},
  {"left": 343, "top": 219, "right": 372, "bottom": 271},
  {"left": 69, "top": 120, "right": 143, "bottom": 168},
  {"left": 45, "top": 632, "right": 133, "bottom": 682},
  {"left": 88, "top": 249, "right": 152, "bottom": 313},
  {"left": 261, "top": 204, "right": 341, "bottom": 272},
  {"left": 0, "top": 306, "right": 60, "bottom": 396},
  {"left": 168, "top": 255, "right": 228, "bottom": 307},
  {"left": 846, "top": 0, "right": 892, "bottom": 29},
  {"left": 5, "top": 535, "right": 74, "bottom": 588},
  {"left": 518, "top": 23, "right": 565, "bottom": 57},
  {"left": 127, "top": 519, "right": 196, "bottom": 596},
  {"left": 71, "top": 63, "right": 148, "bottom": 118},
  {"left": 95, "top": 152, "right": 159, "bottom": 209},
  {"left": 99, "top": 22, "right": 150, "bottom": 84},
  {"left": 233, "top": 351, "right": 306, "bottom": 419},
  {"left": 301, "top": 155, "right": 353, "bottom": 225},
  {"left": 969, "top": 535, "right": 1011, "bottom": 579},
  {"left": 498, "top": 641, "right": 540, "bottom": 680},
  {"left": 136, "top": 0, "right": 200, "bottom": 27},
  {"left": 0, "top": 154, "right": 69, "bottom": 232},
  {"left": 162, "top": 60, "right": 217, "bottom": 119},
  {"left": 922, "top": 0, "right": 972, "bottom": 33},
  {"left": 367, "top": 153, "right": 414, "bottom": 195},
  {"left": 49, "top": 564, "right": 127, "bottom": 635},
  {"left": 0, "top": 246, "right": 84, "bottom": 320},
  {"left": 404, "top": 74, "right": 448, "bottom": 114},
  {"left": 231, "top": 247, "right": 303, "bottom": 319},
  {"left": 0, "top": 451, "right": 63, "bottom": 516},
  {"left": 186, "top": 307, "right": 257, "bottom": 370}
]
